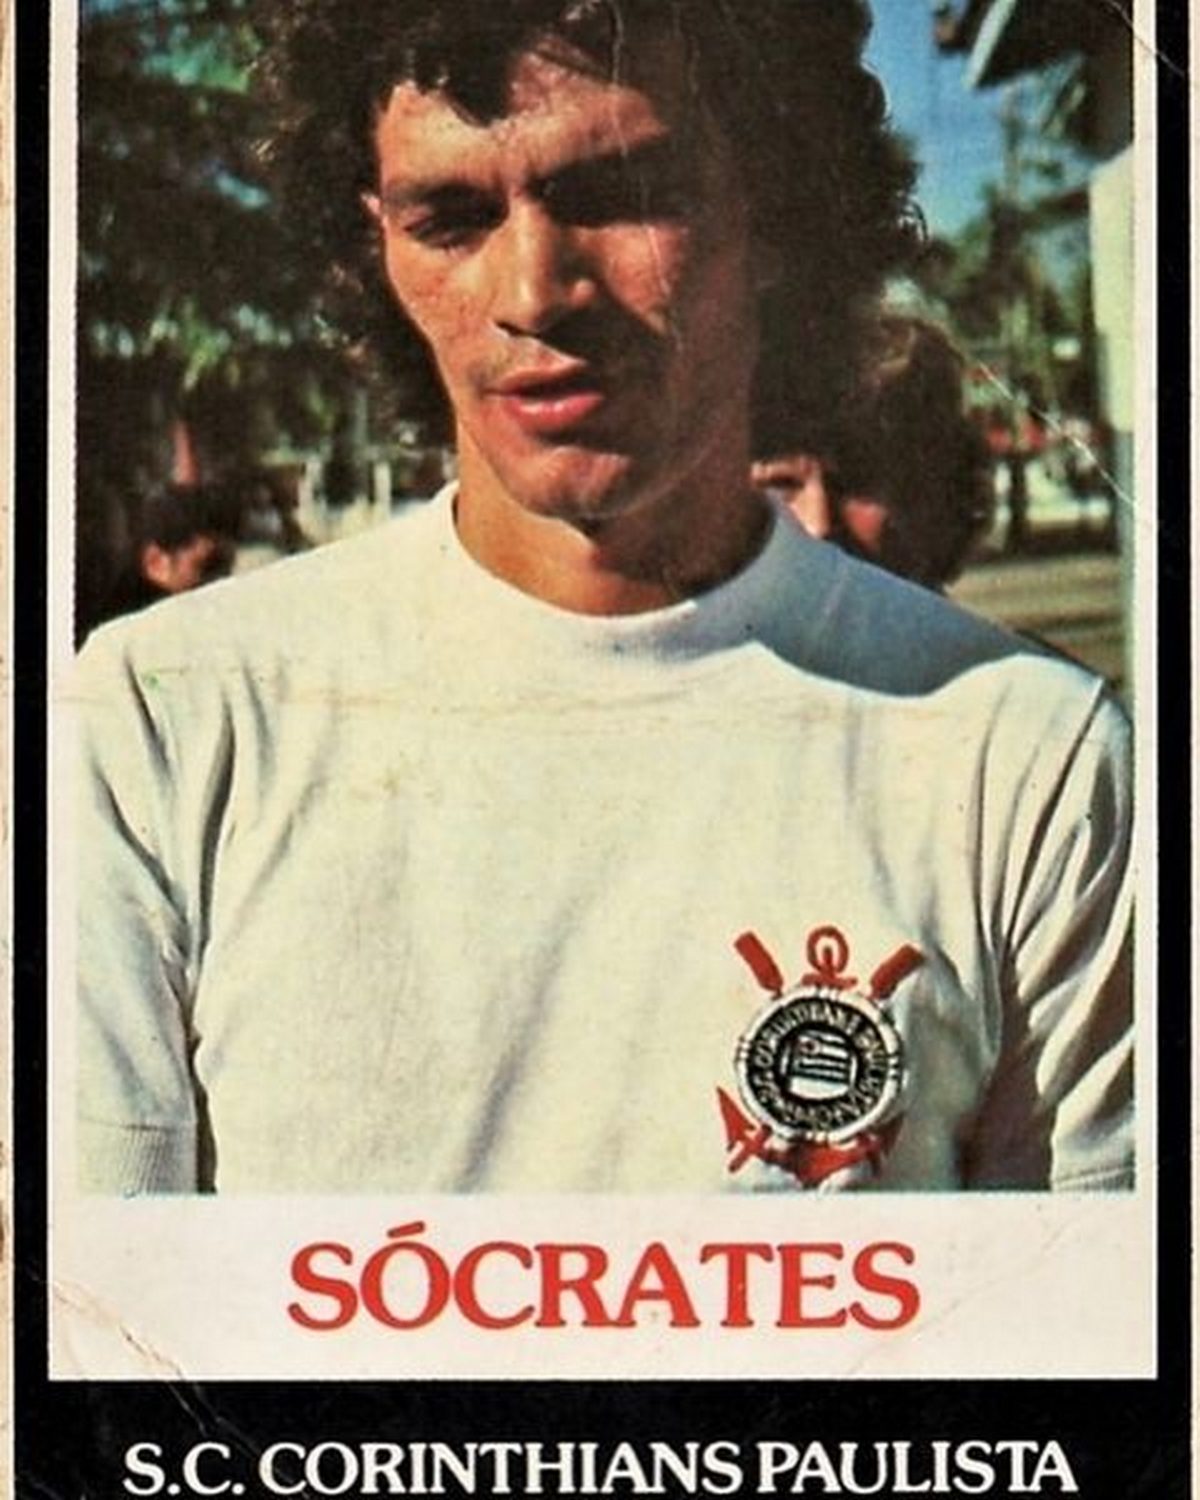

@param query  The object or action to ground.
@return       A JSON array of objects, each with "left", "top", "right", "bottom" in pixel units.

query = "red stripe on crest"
[
  {"left": 717, "top": 1088, "right": 772, "bottom": 1173},
  {"left": 734, "top": 931, "right": 785, "bottom": 994},
  {"left": 869, "top": 944, "right": 924, "bottom": 1000}
]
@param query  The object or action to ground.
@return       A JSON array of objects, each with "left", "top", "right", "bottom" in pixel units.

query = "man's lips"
[{"left": 487, "top": 364, "right": 611, "bottom": 436}]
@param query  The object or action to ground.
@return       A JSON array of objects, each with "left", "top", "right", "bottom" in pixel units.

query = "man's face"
[
  {"left": 752, "top": 453, "right": 834, "bottom": 539},
  {"left": 142, "top": 533, "right": 232, "bottom": 594},
  {"left": 369, "top": 35, "right": 762, "bottom": 531}
]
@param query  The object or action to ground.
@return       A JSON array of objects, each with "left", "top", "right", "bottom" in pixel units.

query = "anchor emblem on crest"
[{"left": 718, "top": 925, "right": 922, "bottom": 1186}]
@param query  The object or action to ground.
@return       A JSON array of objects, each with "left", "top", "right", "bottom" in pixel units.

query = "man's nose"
[{"left": 488, "top": 200, "right": 598, "bottom": 337}]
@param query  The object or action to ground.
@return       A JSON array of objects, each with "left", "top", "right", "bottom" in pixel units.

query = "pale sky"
[{"left": 865, "top": 2, "right": 1006, "bottom": 235}]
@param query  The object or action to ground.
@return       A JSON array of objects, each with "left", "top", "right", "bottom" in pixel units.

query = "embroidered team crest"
[{"left": 719, "top": 925, "right": 922, "bottom": 1185}]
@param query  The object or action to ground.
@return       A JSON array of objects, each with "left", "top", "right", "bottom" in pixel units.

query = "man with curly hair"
[
  {"left": 75, "top": 0, "right": 1132, "bottom": 1194},
  {"left": 753, "top": 316, "right": 996, "bottom": 590}
]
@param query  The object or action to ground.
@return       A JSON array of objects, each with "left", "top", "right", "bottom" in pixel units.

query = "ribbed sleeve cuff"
[{"left": 77, "top": 1121, "right": 198, "bottom": 1194}]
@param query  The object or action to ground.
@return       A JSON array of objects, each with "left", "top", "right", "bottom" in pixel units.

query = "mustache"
[{"left": 475, "top": 307, "right": 663, "bottom": 387}]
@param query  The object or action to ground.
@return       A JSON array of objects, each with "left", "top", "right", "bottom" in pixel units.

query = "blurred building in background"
[{"left": 933, "top": 0, "right": 1135, "bottom": 683}]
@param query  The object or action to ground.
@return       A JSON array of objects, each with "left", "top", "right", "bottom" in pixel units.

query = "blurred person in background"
[
  {"left": 753, "top": 316, "right": 993, "bottom": 591},
  {"left": 92, "top": 483, "right": 237, "bottom": 630}
]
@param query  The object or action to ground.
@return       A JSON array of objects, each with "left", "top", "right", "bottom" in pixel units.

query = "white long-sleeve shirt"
[{"left": 72, "top": 493, "right": 1133, "bottom": 1193}]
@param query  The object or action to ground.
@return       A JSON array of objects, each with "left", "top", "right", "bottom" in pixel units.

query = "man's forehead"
[{"left": 375, "top": 38, "right": 701, "bottom": 187}]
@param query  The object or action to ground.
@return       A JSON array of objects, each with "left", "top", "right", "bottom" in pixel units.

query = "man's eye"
[{"left": 400, "top": 199, "right": 502, "bottom": 249}]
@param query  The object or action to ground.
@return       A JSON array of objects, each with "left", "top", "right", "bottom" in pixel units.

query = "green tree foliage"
[
  {"left": 912, "top": 73, "right": 1093, "bottom": 416},
  {"left": 77, "top": 0, "right": 357, "bottom": 623}
]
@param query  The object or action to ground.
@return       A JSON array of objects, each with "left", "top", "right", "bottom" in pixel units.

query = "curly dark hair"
[
  {"left": 254, "top": 0, "right": 922, "bottom": 445},
  {"left": 816, "top": 316, "right": 995, "bottom": 587}
]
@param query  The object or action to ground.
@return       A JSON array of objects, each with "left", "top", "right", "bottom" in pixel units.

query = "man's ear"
[{"left": 361, "top": 191, "right": 384, "bottom": 227}]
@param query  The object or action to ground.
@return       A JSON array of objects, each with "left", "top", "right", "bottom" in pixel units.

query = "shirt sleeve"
[
  {"left": 966, "top": 687, "right": 1134, "bottom": 1190},
  {"left": 74, "top": 627, "right": 202, "bottom": 1193}
]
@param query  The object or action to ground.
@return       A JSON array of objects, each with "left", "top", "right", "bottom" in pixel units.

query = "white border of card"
[{"left": 46, "top": 0, "right": 1159, "bottom": 1386}]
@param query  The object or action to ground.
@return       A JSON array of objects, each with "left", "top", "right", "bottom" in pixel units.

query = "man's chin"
[{"left": 499, "top": 451, "right": 645, "bottom": 528}]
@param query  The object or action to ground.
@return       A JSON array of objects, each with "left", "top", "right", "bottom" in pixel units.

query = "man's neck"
[{"left": 453, "top": 444, "right": 770, "bottom": 617}]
